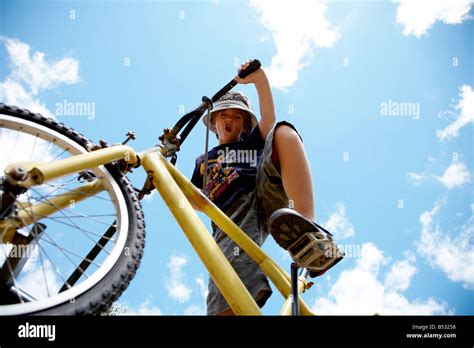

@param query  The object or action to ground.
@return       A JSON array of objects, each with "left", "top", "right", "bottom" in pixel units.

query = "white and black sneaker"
[{"left": 269, "top": 208, "right": 344, "bottom": 278}]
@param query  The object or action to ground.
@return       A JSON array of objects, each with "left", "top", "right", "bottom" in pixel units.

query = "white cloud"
[
  {"left": 384, "top": 251, "right": 417, "bottom": 291},
  {"left": 323, "top": 202, "right": 355, "bottom": 239},
  {"left": 279, "top": 248, "right": 294, "bottom": 264},
  {"left": 249, "top": 0, "right": 340, "bottom": 90},
  {"left": 3, "top": 37, "right": 79, "bottom": 95},
  {"left": 436, "top": 85, "right": 474, "bottom": 142},
  {"left": 436, "top": 162, "right": 471, "bottom": 189},
  {"left": 0, "top": 37, "right": 81, "bottom": 173},
  {"left": 195, "top": 273, "right": 209, "bottom": 300},
  {"left": 133, "top": 298, "right": 163, "bottom": 315},
  {"left": 184, "top": 304, "right": 206, "bottom": 315},
  {"left": 0, "top": 80, "right": 52, "bottom": 118},
  {"left": 0, "top": 37, "right": 79, "bottom": 115},
  {"left": 407, "top": 171, "right": 430, "bottom": 186},
  {"left": 417, "top": 202, "right": 474, "bottom": 289},
  {"left": 176, "top": 274, "right": 209, "bottom": 315},
  {"left": 407, "top": 160, "right": 470, "bottom": 189},
  {"left": 165, "top": 255, "right": 192, "bottom": 303},
  {"left": 312, "top": 243, "right": 449, "bottom": 314},
  {"left": 396, "top": 0, "right": 473, "bottom": 38}
]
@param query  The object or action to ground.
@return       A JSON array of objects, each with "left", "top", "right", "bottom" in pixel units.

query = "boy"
[{"left": 191, "top": 61, "right": 342, "bottom": 316}]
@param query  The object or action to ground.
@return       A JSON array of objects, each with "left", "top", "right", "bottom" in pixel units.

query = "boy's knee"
[
  {"left": 274, "top": 124, "right": 301, "bottom": 145},
  {"left": 271, "top": 125, "right": 301, "bottom": 169}
]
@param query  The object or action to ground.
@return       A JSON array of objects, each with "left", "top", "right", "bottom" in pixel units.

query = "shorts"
[{"left": 206, "top": 120, "right": 303, "bottom": 315}]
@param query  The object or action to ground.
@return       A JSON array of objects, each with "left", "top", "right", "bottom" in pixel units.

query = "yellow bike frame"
[{"left": 3, "top": 144, "right": 314, "bottom": 315}]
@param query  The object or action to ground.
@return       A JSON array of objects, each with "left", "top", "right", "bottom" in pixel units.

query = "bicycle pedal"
[{"left": 288, "top": 232, "right": 338, "bottom": 272}]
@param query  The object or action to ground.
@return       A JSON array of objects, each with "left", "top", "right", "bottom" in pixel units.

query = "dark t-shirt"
[{"left": 191, "top": 125, "right": 265, "bottom": 213}]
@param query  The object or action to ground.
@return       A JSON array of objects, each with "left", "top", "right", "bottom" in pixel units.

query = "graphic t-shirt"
[{"left": 191, "top": 125, "right": 265, "bottom": 213}]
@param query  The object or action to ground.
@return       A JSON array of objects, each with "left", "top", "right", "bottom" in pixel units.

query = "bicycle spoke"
[
  {"left": 49, "top": 147, "right": 69, "bottom": 163},
  {"left": 29, "top": 133, "right": 39, "bottom": 161},
  {"left": 23, "top": 174, "right": 94, "bottom": 207},
  {"left": 19, "top": 211, "right": 117, "bottom": 244},
  {"left": 23, "top": 195, "right": 82, "bottom": 285},
  {"left": 35, "top": 242, "right": 68, "bottom": 292},
  {"left": 0, "top": 145, "right": 13, "bottom": 164},
  {"left": 29, "top": 188, "right": 114, "bottom": 255},
  {"left": 17, "top": 197, "right": 68, "bottom": 297},
  {"left": 45, "top": 176, "right": 95, "bottom": 189},
  {"left": 44, "top": 140, "right": 54, "bottom": 158},
  {"left": 47, "top": 214, "right": 118, "bottom": 230},
  {"left": 38, "top": 214, "right": 117, "bottom": 248},
  {"left": 12, "top": 126, "right": 21, "bottom": 159},
  {"left": 39, "top": 235, "right": 101, "bottom": 273},
  {"left": 32, "top": 183, "right": 113, "bottom": 203},
  {"left": 45, "top": 214, "right": 117, "bottom": 219},
  {"left": 34, "top": 176, "right": 80, "bottom": 199},
  {"left": 37, "top": 236, "right": 51, "bottom": 298},
  {"left": 7, "top": 199, "right": 47, "bottom": 299},
  {"left": 12, "top": 194, "right": 104, "bottom": 298},
  {"left": 18, "top": 197, "right": 57, "bottom": 298},
  {"left": 0, "top": 127, "right": 13, "bottom": 164},
  {"left": 23, "top": 194, "right": 117, "bottom": 243}
]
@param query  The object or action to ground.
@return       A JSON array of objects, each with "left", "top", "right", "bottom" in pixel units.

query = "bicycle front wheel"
[{"left": 0, "top": 104, "right": 145, "bottom": 315}]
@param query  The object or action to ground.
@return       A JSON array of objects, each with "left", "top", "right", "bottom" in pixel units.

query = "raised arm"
[{"left": 235, "top": 61, "right": 276, "bottom": 141}]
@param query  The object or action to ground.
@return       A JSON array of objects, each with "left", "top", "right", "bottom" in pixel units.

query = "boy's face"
[{"left": 212, "top": 108, "right": 247, "bottom": 144}]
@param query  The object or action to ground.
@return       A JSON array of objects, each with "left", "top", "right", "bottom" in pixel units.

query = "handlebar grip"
[{"left": 238, "top": 59, "right": 261, "bottom": 79}]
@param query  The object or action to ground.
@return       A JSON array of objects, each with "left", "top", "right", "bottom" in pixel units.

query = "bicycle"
[{"left": 0, "top": 60, "right": 341, "bottom": 315}]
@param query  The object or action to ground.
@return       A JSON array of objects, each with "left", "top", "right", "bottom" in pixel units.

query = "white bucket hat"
[{"left": 202, "top": 91, "right": 258, "bottom": 134}]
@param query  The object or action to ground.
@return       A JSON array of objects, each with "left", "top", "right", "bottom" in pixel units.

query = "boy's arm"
[{"left": 235, "top": 61, "right": 276, "bottom": 141}]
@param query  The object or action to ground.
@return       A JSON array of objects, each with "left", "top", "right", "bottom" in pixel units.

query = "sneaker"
[{"left": 268, "top": 208, "right": 344, "bottom": 278}]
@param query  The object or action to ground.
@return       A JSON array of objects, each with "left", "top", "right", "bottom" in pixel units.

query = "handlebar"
[
  {"left": 211, "top": 59, "right": 261, "bottom": 103},
  {"left": 162, "top": 59, "right": 261, "bottom": 160},
  {"left": 238, "top": 59, "right": 262, "bottom": 79}
]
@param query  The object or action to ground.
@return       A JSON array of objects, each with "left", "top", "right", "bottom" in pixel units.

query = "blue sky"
[{"left": 1, "top": 0, "right": 473, "bottom": 315}]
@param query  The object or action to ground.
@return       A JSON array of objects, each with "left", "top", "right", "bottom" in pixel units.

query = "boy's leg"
[
  {"left": 214, "top": 288, "right": 273, "bottom": 316},
  {"left": 271, "top": 125, "right": 315, "bottom": 220},
  {"left": 264, "top": 123, "right": 344, "bottom": 276}
]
